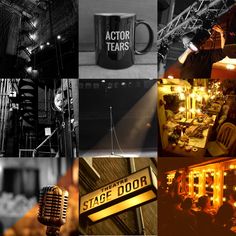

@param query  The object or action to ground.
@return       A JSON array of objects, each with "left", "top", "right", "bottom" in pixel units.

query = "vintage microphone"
[{"left": 38, "top": 186, "right": 69, "bottom": 236}]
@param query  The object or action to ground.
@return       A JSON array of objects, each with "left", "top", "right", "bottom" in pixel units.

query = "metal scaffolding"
[{"left": 157, "top": 0, "right": 235, "bottom": 46}]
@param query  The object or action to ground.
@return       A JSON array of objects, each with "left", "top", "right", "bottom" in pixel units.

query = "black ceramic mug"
[{"left": 94, "top": 13, "right": 154, "bottom": 69}]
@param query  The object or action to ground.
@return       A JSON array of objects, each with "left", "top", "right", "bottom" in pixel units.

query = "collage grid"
[{"left": 0, "top": 0, "right": 236, "bottom": 236}]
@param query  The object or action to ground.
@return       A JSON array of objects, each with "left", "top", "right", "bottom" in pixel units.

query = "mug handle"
[{"left": 135, "top": 20, "right": 154, "bottom": 55}]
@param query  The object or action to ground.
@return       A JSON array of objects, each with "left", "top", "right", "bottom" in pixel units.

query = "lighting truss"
[{"left": 157, "top": 0, "right": 235, "bottom": 47}]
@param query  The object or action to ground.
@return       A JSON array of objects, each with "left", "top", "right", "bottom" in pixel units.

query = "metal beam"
[{"left": 157, "top": 0, "right": 236, "bottom": 46}]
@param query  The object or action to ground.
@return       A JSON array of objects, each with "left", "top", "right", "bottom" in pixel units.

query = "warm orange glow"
[{"left": 88, "top": 190, "right": 156, "bottom": 222}]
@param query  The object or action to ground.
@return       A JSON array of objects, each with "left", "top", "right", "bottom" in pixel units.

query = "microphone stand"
[
  {"left": 109, "top": 106, "right": 114, "bottom": 155},
  {"left": 109, "top": 106, "right": 123, "bottom": 157},
  {"left": 46, "top": 226, "right": 60, "bottom": 236}
]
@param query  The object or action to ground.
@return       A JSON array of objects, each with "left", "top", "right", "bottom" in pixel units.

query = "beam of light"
[{"left": 82, "top": 81, "right": 157, "bottom": 157}]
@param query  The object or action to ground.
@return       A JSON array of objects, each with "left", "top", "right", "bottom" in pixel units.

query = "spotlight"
[
  {"left": 185, "top": 29, "right": 211, "bottom": 52},
  {"left": 46, "top": 42, "right": 50, "bottom": 46},
  {"left": 40, "top": 44, "right": 44, "bottom": 50},
  {"left": 57, "top": 35, "right": 61, "bottom": 40}
]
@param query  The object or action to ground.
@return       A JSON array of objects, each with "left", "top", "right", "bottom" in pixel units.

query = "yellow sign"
[{"left": 80, "top": 167, "right": 157, "bottom": 222}]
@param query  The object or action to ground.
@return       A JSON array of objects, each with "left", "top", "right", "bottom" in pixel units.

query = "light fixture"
[
  {"left": 40, "top": 44, "right": 44, "bottom": 50},
  {"left": 179, "top": 107, "right": 186, "bottom": 112},
  {"left": 54, "top": 90, "right": 67, "bottom": 112},
  {"left": 46, "top": 42, "right": 50, "bottom": 46},
  {"left": 80, "top": 167, "right": 157, "bottom": 223},
  {"left": 26, "top": 66, "right": 33, "bottom": 73},
  {"left": 226, "top": 64, "right": 235, "bottom": 70},
  {"left": 167, "top": 75, "right": 174, "bottom": 79},
  {"left": 57, "top": 35, "right": 62, "bottom": 40},
  {"left": 183, "top": 29, "right": 211, "bottom": 52},
  {"left": 29, "top": 33, "right": 37, "bottom": 41}
]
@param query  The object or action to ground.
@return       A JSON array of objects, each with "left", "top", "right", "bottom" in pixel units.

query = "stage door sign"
[{"left": 80, "top": 167, "right": 157, "bottom": 222}]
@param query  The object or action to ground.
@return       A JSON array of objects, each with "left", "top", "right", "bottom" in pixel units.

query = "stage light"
[
  {"left": 57, "top": 35, "right": 62, "bottom": 40},
  {"left": 80, "top": 167, "right": 157, "bottom": 222},
  {"left": 101, "top": 80, "right": 105, "bottom": 83},
  {"left": 40, "top": 44, "right": 44, "bottom": 50},
  {"left": 46, "top": 42, "right": 50, "bottom": 46},
  {"left": 186, "top": 29, "right": 211, "bottom": 52}
]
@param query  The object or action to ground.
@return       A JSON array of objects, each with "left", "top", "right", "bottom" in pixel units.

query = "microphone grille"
[{"left": 38, "top": 185, "right": 69, "bottom": 227}]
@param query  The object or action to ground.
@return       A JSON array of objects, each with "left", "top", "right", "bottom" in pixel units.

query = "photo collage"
[{"left": 0, "top": 0, "right": 236, "bottom": 236}]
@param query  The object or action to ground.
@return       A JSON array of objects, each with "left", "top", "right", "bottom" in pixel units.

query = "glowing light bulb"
[
  {"left": 226, "top": 64, "right": 235, "bottom": 70},
  {"left": 179, "top": 107, "right": 185, "bottom": 112},
  {"left": 196, "top": 95, "right": 202, "bottom": 101},
  {"left": 167, "top": 75, "right": 174, "bottom": 79},
  {"left": 26, "top": 66, "right": 32, "bottom": 73},
  {"left": 179, "top": 93, "right": 185, "bottom": 100},
  {"left": 57, "top": 35, "right": 61, "bottom": 40},
  {"left": 230, "top": 165, "right": 235, "bottom": 169},
  {"left": 224, "top": 172, "right": 227, "bottom": 176}
]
